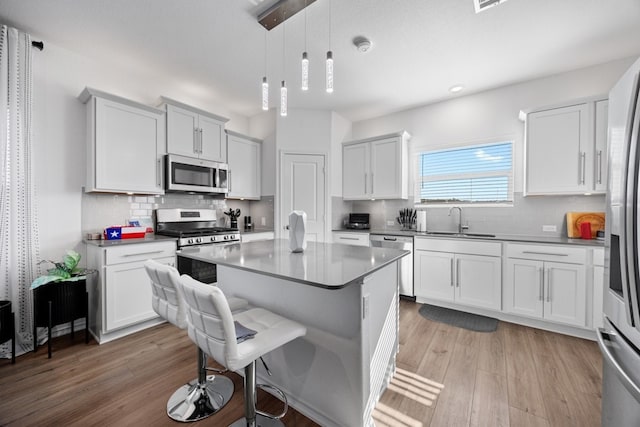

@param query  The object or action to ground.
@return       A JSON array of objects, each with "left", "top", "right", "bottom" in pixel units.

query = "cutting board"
[{"left": 566, "top": 212, "right": 605, "bottom": 238}]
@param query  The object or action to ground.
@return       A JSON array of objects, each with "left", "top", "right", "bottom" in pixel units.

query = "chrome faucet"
[{"left": 448, "top": 206, "right": 469, "bottom": 234}]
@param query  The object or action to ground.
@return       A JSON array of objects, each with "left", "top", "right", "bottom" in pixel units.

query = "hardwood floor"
[{"left": 0, "top": 300, "right": 603, "bottom": 427}]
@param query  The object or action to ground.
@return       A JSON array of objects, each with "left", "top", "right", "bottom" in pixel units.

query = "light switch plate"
[
  {"left": 387, "top": 220, "right": 394, "bottom": 226},
  {"left": 261, "top": 217, "right": 266, "bottom": 226},
  {"left": 542, "top": 225, "right": 557, "bottom": 232}
]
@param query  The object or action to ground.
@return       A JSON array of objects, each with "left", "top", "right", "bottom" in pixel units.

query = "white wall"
[
  {"left": 249, "top": 109, "right": 277, "bottom": 196},
  {"left": 330, "top": 112, "right": 352, "bottom": 197},
  {"left": 351, "top": 57, "right": 636, "bottom": 194},
  {"left": 32, "top": 42, "right": 250, "bottom": 261}
]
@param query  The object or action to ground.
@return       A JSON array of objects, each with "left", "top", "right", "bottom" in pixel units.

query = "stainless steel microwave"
[{"left": 165, "top": 154, "right": 228, "bottom": 194}]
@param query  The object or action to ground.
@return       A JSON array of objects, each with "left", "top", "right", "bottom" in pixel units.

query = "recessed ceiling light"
[{"left": 449, "top": 85, "right": 464, "bottom": 93}]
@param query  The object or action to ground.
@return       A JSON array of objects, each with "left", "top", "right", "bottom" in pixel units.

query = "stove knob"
[
  {"left": 210, "top": 236, "right": 216, "bottom": 242},
  {"left": 187, "top": 238, "right": 194, "bottom": 244},
  {"left": 224, "top": 235, "right": 229, "bottom": 240},
  {"left": 196, "top": 237, "right": 202, "bottom": 243}
]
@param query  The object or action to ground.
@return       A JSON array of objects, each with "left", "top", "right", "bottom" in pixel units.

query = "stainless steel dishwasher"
[{"left": 369, "top": 234, "right": 414, "bottom": 298}]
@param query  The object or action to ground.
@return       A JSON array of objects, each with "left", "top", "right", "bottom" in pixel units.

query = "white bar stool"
[
  {"left": 144, "top": 260, "right": 248, "bottom": 422},
  {"left": 178, "top": 274, "right": 307, "bottom": 427}
]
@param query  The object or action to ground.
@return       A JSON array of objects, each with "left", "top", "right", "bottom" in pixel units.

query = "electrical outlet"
[
  {"left": 387, "top": 220, "right": 394, "bottom": 226},
  {"left": 261, "top": 217, "right": 266, "bottom": 226},
  {"left": 542, "top": 225, "right": 557, "bottom": 232}
]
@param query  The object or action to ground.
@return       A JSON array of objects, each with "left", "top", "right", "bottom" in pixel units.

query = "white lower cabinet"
[
  {"left": 87, "top": 240, "right": 176, "bottom": 343},
  {"left": 593, "top": 248, "right": 605, "bottom": 329},
  {"left": 414, "top": 238, "right": 502, "bottom": 311},
  {"left": 505, "top": 244, "right": 587, "bottom": 328},
  {"left": 332, "top": 231, "right": 370, "bottom": 247}
]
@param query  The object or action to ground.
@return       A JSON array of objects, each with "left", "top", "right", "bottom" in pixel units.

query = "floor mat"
[{"left": 418, "top": 304, "right": 498, "bottom": 332}]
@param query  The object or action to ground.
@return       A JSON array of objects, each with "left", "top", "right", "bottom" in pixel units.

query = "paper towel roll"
[{"left": 416, "top": 210, "right": 427, "bottom": 232}]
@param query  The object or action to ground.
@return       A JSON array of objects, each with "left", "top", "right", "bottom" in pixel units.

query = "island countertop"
[{"left": 178, "top": 239, "right": 409, "bottom": 289}]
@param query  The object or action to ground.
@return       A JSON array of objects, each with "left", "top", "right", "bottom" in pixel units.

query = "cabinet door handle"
[
  {"left": 371, "top": 173, "right": 374, "bottom": 194},
  {"left": 194, "top": 128, "right": 199, "bottom": 154},
  {"left": 157, "top": 159, "right": 162, "bottom": 187},
  {"left": 522, "top": 251, "right": 569, "bottom": 257},
  {"left": 546, "top": 268, "right": 551, "bottom": 302},
  {"left": 450, "top": 258, "right": 454, "bottom": 287},
  {"left": 455, "top": 258, "right": 460, "bottom": 288},
  {"left": 579, "top": 152, "right": 586, "bottom": 185},
  {"left": 597, "top": 150, "right": 603, "bottom": 184},
  {"left": 364, "top": 173, "right": 368, "bottom": 194},
  {"left": 199, "top": 128, "right": 204, "bottom": 153},
  {"left": 539, "top": 267, "right": 544, "bottom": 301},
  {"left": 339, "top": 236, "right": 359, "bottom": 241},
  {"left": 123, "top": 250, "right": 164, "bottom": 257}
]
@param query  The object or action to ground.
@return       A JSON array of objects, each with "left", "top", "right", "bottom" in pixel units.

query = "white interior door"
[{"left": 280, "top": 153, "right": 326, "bottom": 242}]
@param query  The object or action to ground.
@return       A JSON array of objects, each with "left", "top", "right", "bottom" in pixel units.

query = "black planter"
[
  {"left": 32, "top": 279, "right": 89, "bottom": 358},
  {"left": 0, "top": 300, "right": 15, "bottom": 364}
]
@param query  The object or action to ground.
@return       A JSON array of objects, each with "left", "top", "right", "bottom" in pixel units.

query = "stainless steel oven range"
[{"left": 155, "top": 208, "right": 239, "bottom": 284}]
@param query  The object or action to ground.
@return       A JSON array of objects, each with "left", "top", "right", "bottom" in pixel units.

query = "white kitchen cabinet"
[
  {"left": 80, "top": 88, "right": 165, "bottom": 195},
  {"left": 161, "top": 97, "right": 228, "bottom": 163},
  {"left": 594, "top": 100, "right": 609, "bottom": 193},
  {"left": 524, "top": 97, "right": 608, "bottom": 195},
  {"left": 414, "top": 238, "right": 502, "bottom": 311},
  {"left": 226, "top": 131, "right": 261, "bottom": 200},
  {"left": 342, "top": 131, "right": 409, "bottom": 200},
  {"left": 504, "top": 243, "right": 587, "bottom": 328},
  {"left": 593, "top": 247, "right": 605, "bottom": 329},
  {"left": 86, "top": 240, "right": 176, "bottom": 344},
  {"left": 332, "top": 231, "right": 370, "bottom": 247}
]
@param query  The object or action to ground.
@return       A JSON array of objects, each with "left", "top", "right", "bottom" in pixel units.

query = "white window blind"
[{"left": 416, "top": 141, "right": 513, "bottom": 205}]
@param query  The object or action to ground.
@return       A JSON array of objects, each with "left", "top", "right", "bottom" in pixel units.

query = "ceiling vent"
[{"left": 474, "top": 0, "right": 508, "bottom": 13}]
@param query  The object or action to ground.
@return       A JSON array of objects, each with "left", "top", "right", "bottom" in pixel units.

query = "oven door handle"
[{"left": 597, "top": 327, "right": 640, "bottom": 400}]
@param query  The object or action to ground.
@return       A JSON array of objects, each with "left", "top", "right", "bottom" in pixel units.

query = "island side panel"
[{"left": 216, "top": 262, "right": 399, "bottom": 427}]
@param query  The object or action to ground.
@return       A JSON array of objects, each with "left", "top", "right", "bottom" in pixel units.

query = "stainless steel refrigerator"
[{"left": 600, "top": 55, "right": 640, "bottom": 426}]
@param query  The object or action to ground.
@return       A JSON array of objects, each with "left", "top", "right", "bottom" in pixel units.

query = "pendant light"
[
  {"left": 301, "top": 0, "right": 309, "bottom": 91},
  {"left": 280, "top": 17, "right": 288, "bottom": 116},
  {"left": 262, "top": 31, "right": 269, "bottom": 111},
  {"left": 326, "top": 0, "right": 333, "bottom": 93}
]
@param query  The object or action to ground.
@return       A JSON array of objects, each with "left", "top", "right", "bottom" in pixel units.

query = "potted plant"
[
  {"left": 30, "top": 250, "right": 92, "bottom": 357},
  {"left": 31, "top": 250, "right": 91, "bottom": 289}
]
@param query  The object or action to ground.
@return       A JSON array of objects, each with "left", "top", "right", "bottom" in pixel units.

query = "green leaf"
[
  {"left": 63, "top": 250, "right": 81, "bottom": 271},
  {"left": 31, "top": 275, "right": 60, "bottom": 289}
]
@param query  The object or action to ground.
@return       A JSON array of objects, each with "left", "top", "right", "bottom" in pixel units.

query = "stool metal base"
[
  {"left": 166, "top": 374, "right": 234, "bottom": 422},
  {"left": 229, "top": 414, "right": 284, "bottom": 427}
]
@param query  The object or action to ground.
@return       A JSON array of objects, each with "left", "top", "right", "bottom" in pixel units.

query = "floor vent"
[{"left": 474, "top": 0, "right": 508, "bottom": 13}]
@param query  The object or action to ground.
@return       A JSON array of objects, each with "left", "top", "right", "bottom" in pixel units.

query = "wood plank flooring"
[{"left": 0, "top": 300, "right": 602, "bottom": 427}]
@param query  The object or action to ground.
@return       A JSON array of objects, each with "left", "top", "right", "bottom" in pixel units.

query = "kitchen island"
[{"left": 178, "top": 239, "right": 409, "bottom": 427}]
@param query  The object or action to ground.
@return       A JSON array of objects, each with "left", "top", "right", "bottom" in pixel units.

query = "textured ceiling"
[{"left": 1, "top": 0, "right": 640, "bottom": 121}]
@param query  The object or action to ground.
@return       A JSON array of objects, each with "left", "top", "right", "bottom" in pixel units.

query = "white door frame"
[{"left": 276, "top": 150, "right": 330, "bottom": 240}]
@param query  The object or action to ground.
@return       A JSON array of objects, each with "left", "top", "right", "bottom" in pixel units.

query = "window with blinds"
[{"left": 416, "top": 141, "right": 513, "bottom": 205}]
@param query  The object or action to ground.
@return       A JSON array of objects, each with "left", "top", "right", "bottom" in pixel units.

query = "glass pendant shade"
[
  {"left": 301, "top": 52, "right": 309, "bottom": 91},
  {"left": 326, "top": 51, "right": 334, "bottom": 93},
  {"left": 280, "top": 80, "right": 287, "bottom": 117},
  {"left": 262, "top": 77, "right": 269, "bottom": 111}
]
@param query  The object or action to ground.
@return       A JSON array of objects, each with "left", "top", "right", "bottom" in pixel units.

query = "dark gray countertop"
[
  {"left": 84, "top": 234, "right": 178, "bottom": 247},
  {"left": 178, "top": 239, "right": 410, "bottom": 289},
  {"left": 333, "top": 228, "right": 604, "bottom": 247}
]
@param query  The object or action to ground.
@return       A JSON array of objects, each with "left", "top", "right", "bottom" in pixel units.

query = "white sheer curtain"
[{"left": 0, "top": 25, "right": 41, "bottom": 357}]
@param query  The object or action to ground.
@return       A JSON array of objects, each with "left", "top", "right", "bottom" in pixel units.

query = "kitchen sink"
[{"left": 424, "top": 231, "right": 496, "bottom": 239}]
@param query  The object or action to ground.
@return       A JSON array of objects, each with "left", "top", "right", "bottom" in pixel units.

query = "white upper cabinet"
[
  {"left": 524, "top": 97, "right": 608, "bottom": 195},
  {"left": 342, "top": 131, "right": 409, "bottom": 200},
  {"left": 226, "top": 131, "right": 261, "bottom": 200},
  {"left": 80, "top": 87, "right": 165, "bottom": 195},
  {"left": 161, "top": 97, "right": 228, "bottom": 163}
]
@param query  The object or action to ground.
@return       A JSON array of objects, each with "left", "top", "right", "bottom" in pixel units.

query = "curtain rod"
[{"left": 31, "top": 40, "right": 44, "bottom": 51}]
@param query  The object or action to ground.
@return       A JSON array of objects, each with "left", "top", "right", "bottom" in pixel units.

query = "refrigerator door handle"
[
  {"left": 624, "top": 75, "right": 640, "bottom": 329},
  {"left": 597, "top": 327, "right": 640, "bottom": 400}
]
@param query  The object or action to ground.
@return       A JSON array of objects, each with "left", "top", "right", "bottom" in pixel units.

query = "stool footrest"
[{"left": 256, "top": 383, "right": 288, "bottom": 420}]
